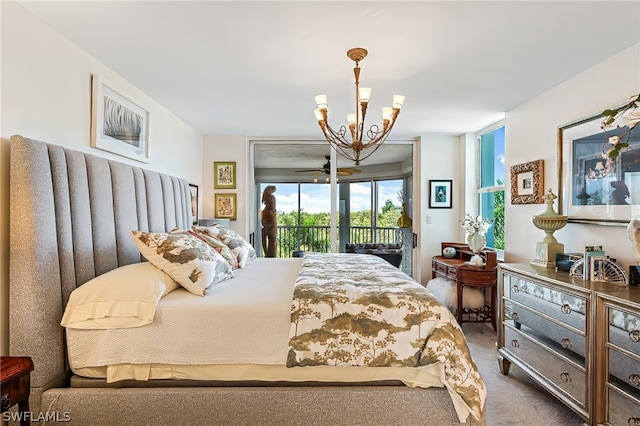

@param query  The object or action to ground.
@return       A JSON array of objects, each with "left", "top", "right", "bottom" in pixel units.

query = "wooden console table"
[{"left": 432, "top": 242, "right": 498, "bottom": 330}]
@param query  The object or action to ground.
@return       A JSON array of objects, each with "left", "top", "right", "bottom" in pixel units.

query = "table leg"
[{"left": 18, "top": 397, "right": 30, "bottom": 426}]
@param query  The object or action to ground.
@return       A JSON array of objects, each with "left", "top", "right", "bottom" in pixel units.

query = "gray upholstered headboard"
[{"left": 9, "top": 135, "right": 191, "bottom": 395}]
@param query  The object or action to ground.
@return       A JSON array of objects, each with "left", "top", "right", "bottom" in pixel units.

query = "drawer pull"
[
  {"left": 511, "top": 285, "right": 519, "bottom": 293},
  {"left": 629, "top": 374, "right": 640, "bottom": 387},
  {"left": 628, "top": 418, "right": 640, "bottom": 426},
  {"left": 630, "top": 330, "right": 640, "bottom": 343},
  {"left": 560, "top": 372, "right": 571, "bottom": 382},
  {"left": 1, "top": 393, "right": 10, "bottom": 412},
  {"left": 561, "top": 304, "right": 572, "bottom": 314},
  {"left": 561, "top": 338, "right": 572, "bottom": 349},
  {"left": 512, "top": 313, "right": 519, "bottom": 321},
  {"left": 511, "top": 339, "right": 519, "bottom": 348}
]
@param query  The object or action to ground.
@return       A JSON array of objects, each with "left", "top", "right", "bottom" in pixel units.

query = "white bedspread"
[{"left": 66, "top": 258, "right": 302, "bottom": 370}]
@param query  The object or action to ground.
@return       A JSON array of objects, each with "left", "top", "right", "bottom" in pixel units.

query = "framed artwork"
[
  {"left": 189, "top": 184, "right": 199, "bottom": 225},
  {"left": 428, "top": 179, "right": 452, "bottom": 209},
  {"left": 510, "top": 159, "right": 544, "bottom": 204},
  {"left": 558, "top": 109, "right": 640, "bottom": 225},
  {"left": 215, "top": 193, "right": 237, "bottom": 220},
  {"left": 214, "top": 162, "right": 236, "bottom": 189},
  {"left": 90, "top": 74, "right": 150, "bottom": 162}
]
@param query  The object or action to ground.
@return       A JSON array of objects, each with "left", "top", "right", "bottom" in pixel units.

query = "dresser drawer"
[
  {"left": 459, "top": 269, "right": 496, "bottom": 283},
  {"left": 609, "top": 306, "right": 640, "bottom": 354},
  {"left": 503, "top": 325, "right": 586, "bottom": 406},
  {"left": 609, "top": 348, "right": 640, "bottom": 393},
  {"left": 607, "top": 386, "right": 640, "bottom": 426},
  {"left": 504, "top": 299, "right": 586, "bottom": 359},
  {"left": 508, "top": 278, "right": 586, "bottom": 332}
]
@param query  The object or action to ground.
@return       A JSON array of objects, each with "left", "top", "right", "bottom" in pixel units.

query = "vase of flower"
[
  {"left": 460, "top": 213, "right": 491, "bottom": 253},
  {"left": 467, "top": 232, "right": 486, "bottom": 253}
]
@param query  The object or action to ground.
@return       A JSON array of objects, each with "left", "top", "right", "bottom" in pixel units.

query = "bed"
[{"left": 9, "top": 135, "right": 486, "bottom": 425}]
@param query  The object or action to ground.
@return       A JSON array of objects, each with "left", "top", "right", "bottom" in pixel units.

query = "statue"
[{"left": 261, "top": 185, "right": 277, "bottom": 258}]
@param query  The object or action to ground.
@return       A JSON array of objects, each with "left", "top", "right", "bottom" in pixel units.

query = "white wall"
[
  {"left": 505, "top": 44, "right": 640, "bottom": 267},
  {"left": 0, "top": 1, "right": 204, "bottom": 355},
  {"left": 202, "top": 135, "right": 249, "bottom": 237}
]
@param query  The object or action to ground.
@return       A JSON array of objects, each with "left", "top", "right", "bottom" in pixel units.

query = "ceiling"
[{"left": 16, "top": 1, "right": 640, "bottom": 169}]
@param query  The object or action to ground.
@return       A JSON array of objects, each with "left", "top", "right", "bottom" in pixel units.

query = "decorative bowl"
[{"left": 442, "top": 247, "right": 457, "bottom": 258}]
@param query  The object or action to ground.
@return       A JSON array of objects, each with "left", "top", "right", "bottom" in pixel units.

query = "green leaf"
[{"left": 602, "top": 109, "right": 618, "bottom": 116}]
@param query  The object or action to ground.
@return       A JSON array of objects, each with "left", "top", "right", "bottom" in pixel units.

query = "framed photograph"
[
  {"left": 214, "top": 162, "right": 236, "bottom": 189},
  {"left": 429, "top": 180, "right": 452, "bottom": 209},
  {"left": 215, "top": 193, "right": 237, "bottom": 220},
  {"left": 558, "top": 109, "right": 640, "bottom": 225},
  {"left": 510, "top": 159, "right": 544, "bottom": 204},
  {"left": 189, "top": 184, "right": 199, "bottom": 225},
  {"left": 91, "top": 74, "right": 150, "bottom": 162}
]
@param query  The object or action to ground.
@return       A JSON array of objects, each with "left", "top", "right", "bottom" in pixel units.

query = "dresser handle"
[
  {"left": 630, "top": 330, "right": 640, "bottom": 343},
  {"left": 628, "top": 417, "right": 640, "bottom": 426},
  {"left": 561, "top": 304, "right": 572, "bottom": 314},
  {"left": 560, "top": 372, "right": 571, "bottom": 382},
  {"left": 0, "top": 393, "right": 10, "bottom": 412},
  {"left": 511, "top": 285, "right": 519, "bottom": 293},
  {"left": 629, "top": 374, "right": 640, "bottom": 387},
  {"left": 511, "top": 339, "right": 519, "bottom": 348},
  {"left": 561, "top": 338, "right": 572, "bottom": 349},
  {"left": 512, "top": 313, "right": 519, "bottom": 321}
]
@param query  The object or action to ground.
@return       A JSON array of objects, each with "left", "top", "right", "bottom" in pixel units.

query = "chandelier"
[{"left": 313, "top": 48, "right": 405, "bottom": 166}]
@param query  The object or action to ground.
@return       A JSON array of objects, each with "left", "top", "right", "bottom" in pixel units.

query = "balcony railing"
[{"left": 275, "top": 225, "right": 405, "bottom": 258}]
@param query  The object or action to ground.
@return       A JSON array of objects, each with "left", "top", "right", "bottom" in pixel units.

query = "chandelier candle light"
[{"left": 314, "top": 48, "right": 405, "bottom": 166}]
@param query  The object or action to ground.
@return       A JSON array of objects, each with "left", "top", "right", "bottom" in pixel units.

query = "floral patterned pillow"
[
  {"left": 192, "top": 225, "right": 257, "bottom": 268},
  {"left": 130, "top": 230, "right": 234, "bottom": 296},
  {"left": 188, "top": 230, "right": 239, "bottom": 269}
]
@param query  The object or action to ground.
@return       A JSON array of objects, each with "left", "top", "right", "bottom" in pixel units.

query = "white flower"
[
  {"left": 609, "top": 135, "right": 620, "bottom": 145},
  {"left": 622, "top": 107, "right": 640, "bottom": 129},
  {"left": 460, "top": 213, "right": 491, "bottom": 234}
]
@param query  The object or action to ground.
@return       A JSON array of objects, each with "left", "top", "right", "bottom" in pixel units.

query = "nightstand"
[{"left": 1, "top": 356, "right": 34, "bottom": 426}]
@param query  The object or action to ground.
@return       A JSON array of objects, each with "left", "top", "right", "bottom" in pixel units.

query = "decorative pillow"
[
  {"left": 130, "top": 230, "right": 234, "bottom": 296},
  {"left": 188, "top": 230, "right": 239, "bottom": 269},
  {"left": 192, "top": 225, "right": 257, "bottom": 268},
  {"left": 60, "top": 262, "right": 179, "bottom": 329}
]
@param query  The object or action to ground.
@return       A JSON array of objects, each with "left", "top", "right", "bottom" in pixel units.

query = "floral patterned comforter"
[{"left": 287, "top": 253, "right": 486, "bottom": 421}]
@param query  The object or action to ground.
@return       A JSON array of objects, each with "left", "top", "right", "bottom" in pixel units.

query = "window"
[{"left": 478, "top": 125, "right": 505, "bottom": 250}]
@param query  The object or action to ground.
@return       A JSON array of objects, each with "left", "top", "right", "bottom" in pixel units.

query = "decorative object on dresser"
[
  {"left": 432, "top": 242, "right": 498, "bottom": 331},
  {"left": 530, "top": 189, "right": 567, "bottom": 268},
  {"left": 497, "top": 263, "right": 640, "bottom": 424},
  {"left": 510, "top": 159, "right": 544, "bottom": 204},
  {"left": 460, "top": 213, "right": 492, "bottom": 265},
  {"left": 442, "top": 246, "right": 457, "bottom": 259},
  {"left": 1, "top": 356, "right": 34, "bottom": 425}
]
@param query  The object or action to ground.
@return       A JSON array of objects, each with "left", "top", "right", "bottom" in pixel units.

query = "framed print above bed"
[
  {"left": 428, "top": 179, "right": 452, "bottom": 209},
  {"left": 214, "top": 162, "right": 236, "bottom": 189},
  {"left": 558, "top": 107, "right": 640, "bottom": 225},
  {"left": 90, "top": 74, "right": 150, "bottom": 163},
  {"left": 215, "top": 193, "right": 237, "bottom": 220},
  {"left": 510, "top": 159, "right": 544, "bottom": 204},
  {"left": 189, "top": 184, "right": 199, "bottom": 225}
]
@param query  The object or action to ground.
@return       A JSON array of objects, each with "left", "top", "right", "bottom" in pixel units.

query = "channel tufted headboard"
[{"left": 8, "top": 135, "right": 191, "bottom": 404}]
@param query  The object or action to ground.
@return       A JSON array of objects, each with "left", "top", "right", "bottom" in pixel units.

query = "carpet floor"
[{"left": 463, "top": 323, "right": 586, "bottom": 426}]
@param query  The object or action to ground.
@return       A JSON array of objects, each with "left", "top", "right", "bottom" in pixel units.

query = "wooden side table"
[{"left": 1, "top": 356, "right": 34, "bottom": 426}]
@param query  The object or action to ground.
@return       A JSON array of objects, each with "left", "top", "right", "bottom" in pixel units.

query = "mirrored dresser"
[{"left": 498, "top": 263, "right": 640, "bottom": 425}]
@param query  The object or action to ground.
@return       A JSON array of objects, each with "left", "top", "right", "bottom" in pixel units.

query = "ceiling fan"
[{"left": 295, "top": 156, "right": 361, "bottom": 176}]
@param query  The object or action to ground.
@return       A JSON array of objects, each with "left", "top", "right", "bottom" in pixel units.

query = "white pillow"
[
  {"left": 130, "top": 229, "right": 234, "bottom": 296},
  {"left": 60, "top": 262, "right": 179, "bottom": 329}
]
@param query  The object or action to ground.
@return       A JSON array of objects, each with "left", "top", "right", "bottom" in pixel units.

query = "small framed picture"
[
  {"left": 510, "top": 159, "right": 544, "bottom": 204},
  {"left": 215, "top": 193, "right": 237, "bottom": 220},
  {"left": 189, "top": 183, "right": 199, "bottom": 225},
  {"left": 429, "top": 180, "right": 452, "bottom": 209},
  {"left": 214, "top": 162, "right": 236, "bottom": 189}
]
